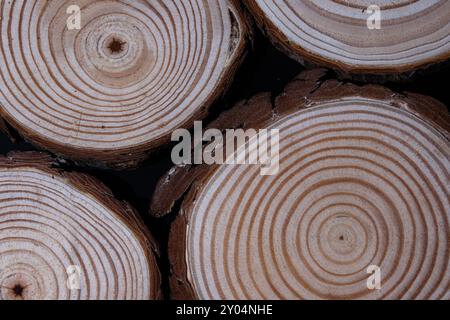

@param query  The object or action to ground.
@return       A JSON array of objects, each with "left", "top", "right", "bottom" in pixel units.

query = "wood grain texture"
[
  {"left": 0, "top": 0, "right": 250, "bottom": 168},
  {"left": 0, "top": 152, "right": 160, "bottom": 300},
  {"left": 152, "top": 70, "right": 450, "bottom": 300},
  {"left": 245, "top": 0, "right": 450, "bottom": 77}
]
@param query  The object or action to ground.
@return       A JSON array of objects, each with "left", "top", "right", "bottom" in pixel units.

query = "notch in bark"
[
  {"left": 152, "top": 70, "right": 450, "bottom": 299},
  {"left": 245, "top": 1, "right": 450, "bottom": 79},
  {"left": 0, "top": 152, "right": 160, "bottom": 300},
  {"left": 0, "top": 0, "right": 250, "bottom": 169}
]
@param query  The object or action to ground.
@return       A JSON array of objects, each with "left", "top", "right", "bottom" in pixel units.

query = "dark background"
[{"left": 1, "top": 27, "right": 449, "bottom": 300}]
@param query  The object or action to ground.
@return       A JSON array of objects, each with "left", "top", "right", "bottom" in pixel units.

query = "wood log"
[
  {"left": 245, "top": 1, "right": 450, "bottom": 78},
  {"left": 151, "top": 69, "right": 450, "bottom": 299},
  {"left": 0, "top": 0, "right": 250, "bottom": 168},
  {"left": 0, "top": 152, "right": 160, "bottom": 300}
]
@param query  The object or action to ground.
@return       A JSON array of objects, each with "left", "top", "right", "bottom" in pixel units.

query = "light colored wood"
[
  {"left": 245, "top": 0, "right": 450, "bottom": 76},
  {"left": 153, "top": 70, "right": 450, "bottom": 300},
  {"left": 0, "top": 152, "right": 160, "bottom": 300},
  {"left": 0, "top": 0, "right": 249, "bottom": 168}
]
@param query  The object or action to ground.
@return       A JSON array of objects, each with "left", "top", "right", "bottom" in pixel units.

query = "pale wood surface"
[
  {"left": 0, "top": 152, "right": 161, "bottom": 300},
  {"left": 245, "top": 0, "right": 450, "bottom": 76},
  {"left": 153, "top": 70, "right": 450, "bottom": 299},
  {"left": 0, "top": 0, "right": 249, "bottom": 168}
]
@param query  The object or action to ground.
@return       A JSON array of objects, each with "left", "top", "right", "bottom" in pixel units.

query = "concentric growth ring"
[
  {"left": 0, "top": 0, "right": 247, "bottom": 167},
  {"left": 169, "top": 80, "right": 450, "bottom": 299},
  {"left": 245, "top": 0, "right": 450, "bottom": 74},
  {"left": 0, "top": 153, "right": 160, "bottom": 300}
]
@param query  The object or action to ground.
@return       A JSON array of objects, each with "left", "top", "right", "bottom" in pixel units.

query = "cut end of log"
[
  {"left": 245, "top": 0, "right": 450, "bottom": 77},
  {"left": 0, "top": 0, "right": 250, "bottom": 168},
  {"left": 160, "top": 70, "right": 450, "bottom": 299},
  {"left": 0, "top": 152, "right": 160, "bottom": 300}
]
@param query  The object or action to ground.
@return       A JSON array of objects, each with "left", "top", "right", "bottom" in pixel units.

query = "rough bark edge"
[
  {"left": 243, "top": 0, "right": 450, "bottom": 81},
  {"left": 0, "top": 151, "right": 162, "bottom": 300},
  {"left": 150, "top": 69, "right": 450, "bottom": 299},
  {"left": 150, "top": 91, "right": 272, "bottom": 217},
  {"left": 0, "top": 0, "right": 252, "bottom": 170}
]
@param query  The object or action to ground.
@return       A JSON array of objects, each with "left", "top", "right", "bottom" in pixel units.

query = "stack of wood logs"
[{"left": 0, "top": 0, "right": 449, "bottom": 300}]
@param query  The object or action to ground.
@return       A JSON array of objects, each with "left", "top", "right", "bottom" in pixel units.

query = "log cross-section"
[
  {"left": 0, "top": 0, "right": 249, "bottom": 168},
  {"left": 152, "top": 70, "right": 450, "bottom": 300},
  {"left": 0, "top": 152, "right": 160, "bottom": 300},
  {"left": 245, "top": 0, "right": 450, "bottom": 76}
]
